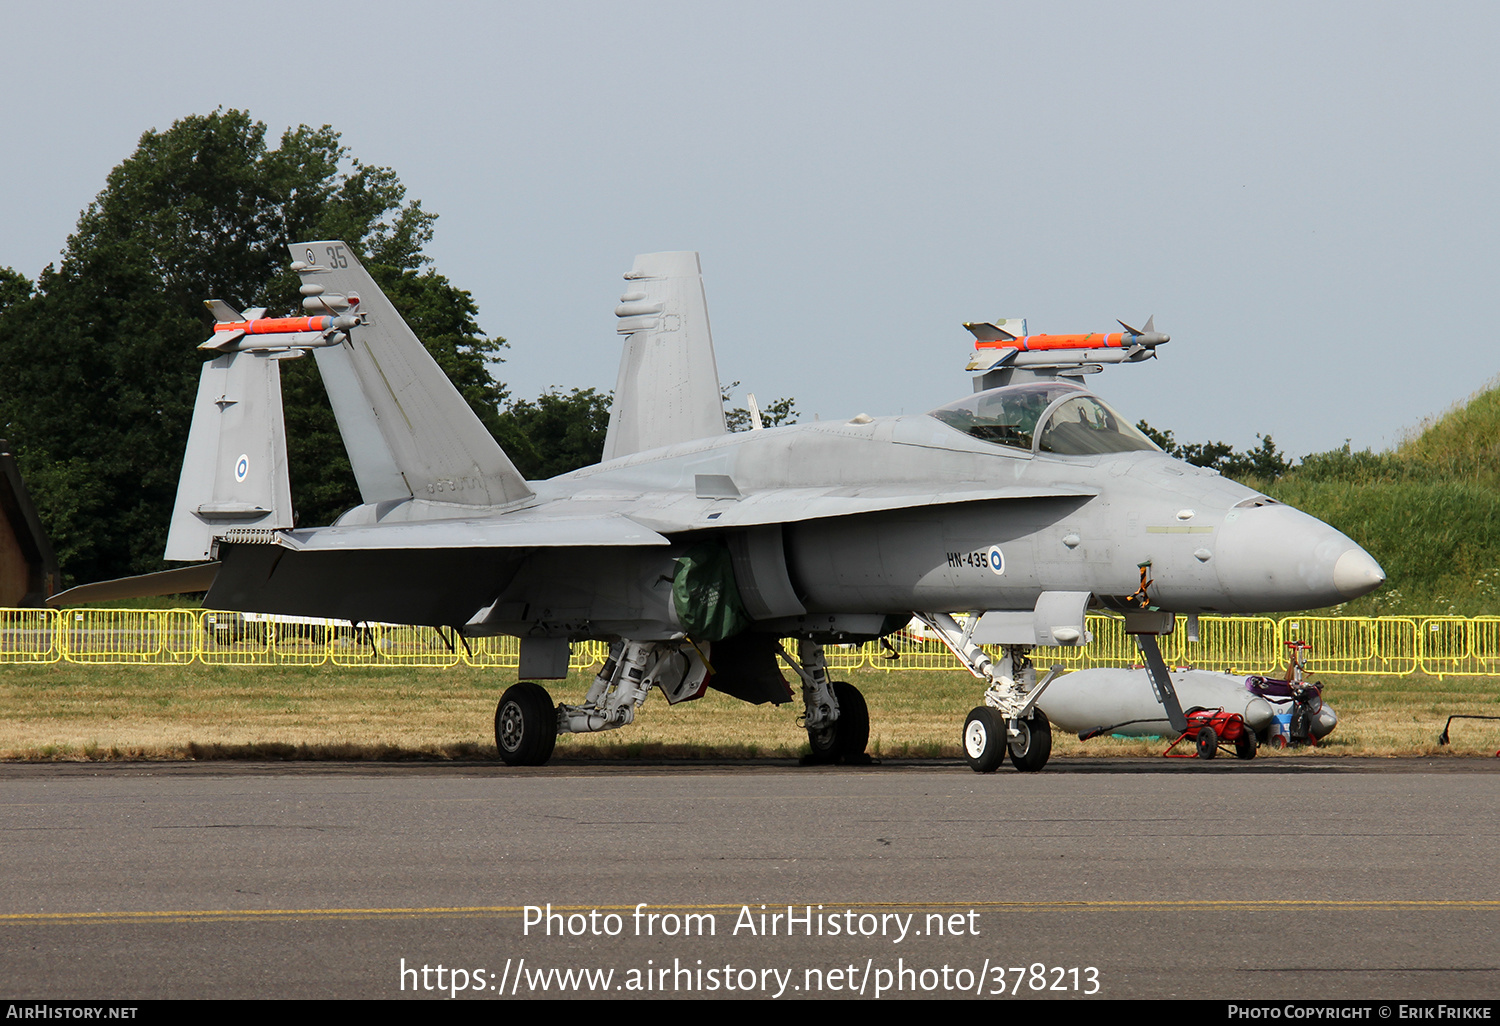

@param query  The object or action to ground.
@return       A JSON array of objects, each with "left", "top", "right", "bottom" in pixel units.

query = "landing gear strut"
[
  {"left": 916, "top": 612, "right": 1062, "bottom": 774},
  {"left": 777, "top": 640, "right": 871, "bottom": 764},
  {"left": 494, "top": 640, "right": 711, "bottom": 767}
]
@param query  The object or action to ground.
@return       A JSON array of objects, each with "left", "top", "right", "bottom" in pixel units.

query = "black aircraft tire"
[
  {"left": 1234, "top": 729, "right": 1257, "bottom": 760},
  {"left": 1008, "top": 709, "right": 1052, "bottom": 772},
  {"left": 963, "top": 707, "right": 1006, "bottom": 773},
  {"left": 806, "top": 681, "right": 870, "bottom": 763},
  {"left": 1196, "top": 725, "right": 1219, "bottom": 761},
  {"left": 495, "top": 682, "right": 557, "bottom": 766}
]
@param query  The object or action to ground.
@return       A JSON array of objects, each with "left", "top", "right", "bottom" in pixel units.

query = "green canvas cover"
[{"left": 671, "top": 542, "right": 750, "bottom": 642}]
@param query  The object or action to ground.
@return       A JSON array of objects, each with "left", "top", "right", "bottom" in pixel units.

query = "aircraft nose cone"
[
  {"left": 1213, "top": 505, "right": 1384, "bottom": 612},
  {"left": 1333, "top": 547, "right": 1385, "bottom": 600}
]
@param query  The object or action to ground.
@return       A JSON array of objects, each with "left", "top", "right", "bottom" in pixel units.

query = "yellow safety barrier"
[
  {"left": 3, "top": 609, "right": 1499, "bottom": 676},
  {"left": 1174, "top": 615, "right": 1281, "bottom": 672},
  {"left": 571, "top": 640, "right": 611, "bottom": 670},
  {"left": 330, "top": 623, "right": 462, "bottom": 668},
  {"left": 56, "top": 608, "right": 195, "bottom": 664},
  {"left": 198, "top": 611, "right": 301, "bottom": 666},
  {"left": 1281, "top": 616, "right": 1419, "bottom": 676},
  {"left": 1416, "top": 616, "right": 1500, "bottom": 678},
  {"left": 462, "top": 634, "right": 521, "bottom": 669},
  {"left": 863, "top": 631, "right": 958, "bottom": 671},
  {"left": 0, "top": 608, "right": 59, "bottom": 663},
  {"left": 1055, "top": 615, "right": 1140, "bottom": 669},
  {"left": 821, "top": 642, "right": 867, "bottom": 672}
]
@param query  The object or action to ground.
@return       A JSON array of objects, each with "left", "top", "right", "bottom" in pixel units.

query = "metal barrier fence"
[{"left": 1, "top": 609, "right": 1498, "bottom": 677}]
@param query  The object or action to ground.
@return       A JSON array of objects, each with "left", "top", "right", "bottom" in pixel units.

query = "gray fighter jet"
[{"left": 79, "top": 243, "right": 1385, "bottom": 771}]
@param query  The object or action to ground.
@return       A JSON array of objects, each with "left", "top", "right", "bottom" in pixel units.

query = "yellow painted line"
[{"left": 3, "top": 899, "right": 1498, "bottom": 926}]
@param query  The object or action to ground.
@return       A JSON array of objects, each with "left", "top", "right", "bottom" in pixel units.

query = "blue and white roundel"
[
  {"left": 988, "top": 544, "right": 1005, "bottom": 575},
  {"left": 234, "top": 454, "right": 249, "bottom": 483}
]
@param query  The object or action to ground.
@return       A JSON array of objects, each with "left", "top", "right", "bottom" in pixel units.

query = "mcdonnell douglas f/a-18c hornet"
[{"left": 62, "top": 243, "right": 1384, "bottom": 771}]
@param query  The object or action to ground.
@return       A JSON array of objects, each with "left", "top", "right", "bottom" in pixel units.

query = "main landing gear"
[
  {"left": 916, "top": 612, "right": 1061, "bottom": 774},
  {"left": 491, "top": 635, "right": 873, "bottom": 768},
  {"left": 493, "top": 639, "right": 711, "bottom": 766},
  {"left": 777, "top": 639, "right": 870, "bottom": 764}
]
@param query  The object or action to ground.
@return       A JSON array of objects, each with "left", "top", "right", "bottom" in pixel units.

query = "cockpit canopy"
[{"left": 928, "top": 382, "right": 1159, "bottom": 456}]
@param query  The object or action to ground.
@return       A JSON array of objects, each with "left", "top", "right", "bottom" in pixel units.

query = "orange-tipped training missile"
[
  {"left": 966, "top": 317, "right": 1169, "bottom": 352},
  {"left": 974, "top": 330, "right": 1135, "bottom": 351},
  {"left": 215, "top": 314, "right": 345, "bottom": 336},
  {"left": 200, "top": 299, "right": 360, "bottom": 351},
  {"left": 964, "top": 317, "right": 1170, "bottom": 375}
]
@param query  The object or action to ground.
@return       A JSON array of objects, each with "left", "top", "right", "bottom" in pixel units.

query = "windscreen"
[
  {"left": 929, "top": 383, "right": 1159, "bottom": 456},
  {"left": 1035, "top": 395, "right": 1159, "bottom": 455},
  {"left": 928, "top": 383, "right": 1083, "bottom": 451}
]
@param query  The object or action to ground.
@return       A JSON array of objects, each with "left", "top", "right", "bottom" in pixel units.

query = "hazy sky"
[{"left": 3, "top": 1, "right": 1495, "bottom": 459}]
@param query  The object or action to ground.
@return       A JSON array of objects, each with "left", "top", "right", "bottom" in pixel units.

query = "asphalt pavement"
[{"left": 0, "top": 758, "right": 1495, "bottom": 1000}]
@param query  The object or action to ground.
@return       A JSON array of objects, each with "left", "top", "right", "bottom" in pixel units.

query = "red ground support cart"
[{"left": 1162, "top": 707, "right": 1259, "bottom": 760}]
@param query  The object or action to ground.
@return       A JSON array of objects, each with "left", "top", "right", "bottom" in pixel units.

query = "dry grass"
[{"left": 0, "top": 662, "right": 1496, "bottom": 761}]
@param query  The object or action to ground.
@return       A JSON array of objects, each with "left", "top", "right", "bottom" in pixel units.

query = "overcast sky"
[{"left": 2, "top": 1, "right": 1495, "bottom": 459}]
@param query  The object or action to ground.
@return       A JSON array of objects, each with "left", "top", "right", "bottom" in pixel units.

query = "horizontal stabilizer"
[{"left": 47, "top": 563, "right": 221, "bottom": 608}]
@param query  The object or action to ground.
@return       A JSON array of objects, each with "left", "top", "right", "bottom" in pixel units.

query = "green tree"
[
  {"left": 0, "top": 110, "right": 507, "bottom": 583},
  {"left": 722, "top": 382, "right": 799, "bottom": 432},
  {"left": 1136, "top": 420, "right": 1292, "bottom": 481},
  {"left": 490, "top": 382, "right": 800, "bottom": 480},
  {"left": 495, "top": 388, "right": 613, "bottom": 480},
  {"left": 0, "top": 268, "right": 30, "bottom": 313}
]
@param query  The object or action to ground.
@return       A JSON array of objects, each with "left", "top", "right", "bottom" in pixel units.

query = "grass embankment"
[
  {"left": 1, "top": 662, "right": 1496, "bottom": 762},
  {"left": 1250, "top": 383, "right": 1500, "bottom": 617}
]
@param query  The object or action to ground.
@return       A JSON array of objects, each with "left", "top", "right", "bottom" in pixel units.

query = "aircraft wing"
[
  {"left": 276, "top": 512, "right": 669, "bottom": 552},
  {"left": 259, "top": 486, "right": 1091, "bottom": 553},
  {"left": 618, "top": 484, "right": 1098, "bottom": 534}
]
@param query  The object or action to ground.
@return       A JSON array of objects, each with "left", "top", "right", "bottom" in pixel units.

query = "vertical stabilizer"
[
  {"left": 289, "top": 241, "right": 533, "bottom": 507},
  {"left": 165, "top": 351, "right": 294, "bottom": 561},
  {"left": 602, "top": 252, "right": 726, "bottom": 460}
]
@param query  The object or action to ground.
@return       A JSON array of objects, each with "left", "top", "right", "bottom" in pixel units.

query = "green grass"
[
  {"left": 1256, "top": 478, "right": 1500, "bottom": 616},
  {"left": 1235, "top": 379, "right": 1500, "bottom": 618},
  {"left": 0, "top": 662, "right": 1494, "bottom": 762}
]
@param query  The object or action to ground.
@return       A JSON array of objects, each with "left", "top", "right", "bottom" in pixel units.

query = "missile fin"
[
  {"left": 964, "top": 320, "right": 1021, "bottom": 342},
  {"left": 199, "top": 327, "right": 245, "bottom": 351},
  {"left": 204, "top": 299, "right": 242, "bottom": 323}
]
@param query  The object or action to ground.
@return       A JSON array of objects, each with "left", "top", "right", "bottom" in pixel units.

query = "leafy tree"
[
  {"left": 722, "top": 381, "right": 798, "bottom": 432},
  {"left": 0, "top": 268, "right": 30, "bottom": 313},
  {"left": 1136, "top": 420, "right": 1292, "bottom": 481},
  {"left": 0, "top": 110, "right": 507, "bottom": 583},
  {"left": 487, "top": 381, "right": 801, "bottom": 480},
  {"left": 495, "top": 388, "right": 613, "bottom": 480}
]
